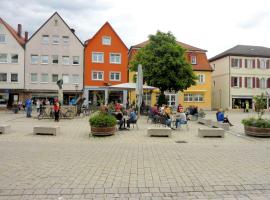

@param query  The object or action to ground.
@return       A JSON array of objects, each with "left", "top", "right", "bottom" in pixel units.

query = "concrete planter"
[
  {"left": 244, "top": 126, "right": 270, "bottom": 137},
  {"left": 90, "top": 126, "right": 116, "bottom": 136}
]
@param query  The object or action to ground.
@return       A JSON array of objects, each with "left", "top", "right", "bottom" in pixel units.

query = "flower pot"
[
  {"left": 90, "top": 126, "right": 116, "bottom": 136},
  {"left": 244, "top": 126, "right": 270, "bottom": 137}
]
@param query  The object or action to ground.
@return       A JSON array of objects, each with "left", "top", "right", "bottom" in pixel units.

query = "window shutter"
[
  {"left": 231, "top": 77, "right": 234, "bottom": 87},
  {"left": 245, "top": 77, "right": 247, "bottom": 88},
  {"left": 253, "top": 77, "right": 256, "bottom": 88},
  {"left": 256, "top": 78, "right": 260, "bottom": 88},
  {"left": 253, "top": 59, "right": 256, "bottom": 68},
  {"left": 245, "top": 59, "right": 247, "bottom": 68},
  {"left": 239, "top": 59, "right": 242, "bottom": 68},
  {"left": 257, "top": 59, "right": 260, "bottom": 69},
  {"left": 239, "top": 77, "right": 242, "bottom": 87},
  {"left": 267, "top": 60, "right": 270, "bottom": 69},
  {"left": 268, "top": 78, "right": 270, "bottom": 88}
]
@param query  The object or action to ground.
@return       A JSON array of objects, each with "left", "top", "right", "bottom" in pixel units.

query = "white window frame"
[
  {"left": 0, "top": 34, "right": 6, "bottom": 43},
  {"left": 62, "top": 74, "right": 69, "bottom": 84},
  {"left": 233, "top": 77, "right": 240, "bottom": 87},
  {"left": 72, "top": 56, "right": 79, "bottom": 65},
  {"left": 184, "top": 94, "right": 193, "bottom": 102},
  {"left": 247, "top": 77, "right": 252, "bottom": 88},
  {"left": 260, "top": 78, "right": 266, "bottom": 89},
  {"left": 42, "top": 35, "right": 49, "bottom": 44},
  {"left": 109, "top": 53, "right": 121, "bottom": 64},
  {"left": 72, "top": 74, "right": 79, "bottom": 84},
  {"left": 31, "top": 55, "right": 39, "bottom": 64},
  {"left": 109, "top": 72, "right": 121, "bottom": 81},
  {"left": 41, "top": 55, "right": 49, "bottom": 64},
  {"left": 52, "top": 74, "right": 58, "bottom": 82},
  {"left": 246, "top": 59, "right": 252, "bottom": 69},
  {"left": 102, "top": 36, "right": 111, "bottom": 45},
  {"left": 193, "top": 94, "right": 204, "bottom": 102},
  {"left": 52, "top": 55, "right": 59, "bottom": 64},
  {"left": 62, "top": 36, "right": 69, "bottom": 45},
  {"left": 260, "top": 59, "right": 267, "bottom": 69},
  {"left": 11, "top": 73, "right": 18, "bottom": 82},
  {"left": 198, "top": 74, "right": 205, "bottom": 84},
  {"left": 11, "top": 54, "right": 18, "bottom": 64},
  {"left": 191, "top": 55, "right": 197, "bottom": 65},
  {"left": 92, "top": 52, "right": 104, "bottom": 63},
  {"left": 41, "top": 73, "right": 49, "bottom": 83},
  {"left": 52, "top": 35, "right": 60, "bottom": 45},
  {"left": 62, "top": 56, "right": 70, "bottom": 65},
  {"left": 0, "top": 53, "right": 8, "bottom": 63},
  {"left": 231, "top": 58, "right": 241, "bottom": 68},
  {"left": 0, "top": 73, "right": 7, "bottom": 82},
  {"left": 30, "top": 73, "right": 38, "bottom": 83},
  {"left": 92, "top": 71, "right": 104, "bottom": 81}
]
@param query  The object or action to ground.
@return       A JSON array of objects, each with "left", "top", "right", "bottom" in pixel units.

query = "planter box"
[
  {"left": 91, "top": 126, "right": 116, "bottom": 136},
  {"left": 244, "top": 126, "right": 270, "bottom": 137}
]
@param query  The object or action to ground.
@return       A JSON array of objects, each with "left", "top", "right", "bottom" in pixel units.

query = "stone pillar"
[
  {"left": 123, "top": 90, "right": 127, "bottom": 109},
  {"left": 105, "top": 89, "right": 109, "bottom": 105}
]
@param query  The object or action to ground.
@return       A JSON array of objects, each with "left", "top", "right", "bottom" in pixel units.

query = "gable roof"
[
  {"left": 26, "top": 12, "right": 83, "bottom": 46},
  {"left": 131, "top": 40, "right": 207, "bottom": 52},
  {"left": 209, "top": 45, "right": 270, "bottom": 62},
  {"left": 0, "top": 17, "right": 25, "bottom": 46},
  {"left": 85, "top": 21, "right": 128, "bottom": 50}
]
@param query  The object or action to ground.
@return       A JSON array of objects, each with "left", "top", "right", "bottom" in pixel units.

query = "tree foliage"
[
  {"left": 130, "top": 31, "right": 197, "bottom": 93},
  {"left": 254, "top": 93, "right": 266, "bottom": 119}
]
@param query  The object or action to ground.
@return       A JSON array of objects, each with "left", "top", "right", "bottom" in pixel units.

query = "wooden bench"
[
  {"left": 0, "top": 124, "right": 11, "bottom": 134},
  {"left": 198, "top": 118, "right": 212, "bottom": 126},
  {"left": 34, "top": 126, "right": 60, "bottom": 136},
  {"left": 147, "top": 127, "right": 172, "bottom": 137},
  {"left": 198, "top": 127, "right": 225, "bottom": 138},
  {"left": 211, "top": 121, "right": 230, "bottom": 131}
]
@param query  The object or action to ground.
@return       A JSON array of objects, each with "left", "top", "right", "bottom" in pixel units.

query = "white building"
[
  {"left": 210, "top": 45, "right": 270, "bottom": 110},
  {"left": 0, "top": 18, "right": 26, "bottom": 108},
  {"left": 25, "top": 12, "right": 84, "bottom": 105}
]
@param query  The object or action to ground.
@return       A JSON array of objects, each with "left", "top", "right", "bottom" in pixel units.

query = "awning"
[{"left": 106, "top": 83, "right": 157, "bottom": 90}]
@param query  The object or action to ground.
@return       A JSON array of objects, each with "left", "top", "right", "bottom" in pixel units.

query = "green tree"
[
  {"left": 130, "top": 31, "right": 197, "bottom": 105},
  {"left": 254, "top": 93, "right": 266, "bottom": 119}
]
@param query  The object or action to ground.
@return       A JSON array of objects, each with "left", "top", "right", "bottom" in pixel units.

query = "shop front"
[
  {"left": 232, "top": 96, "right": 253, "bottom": 109},
  {"left": 0, "top": 89, "right": 23, "bottom": 108}
]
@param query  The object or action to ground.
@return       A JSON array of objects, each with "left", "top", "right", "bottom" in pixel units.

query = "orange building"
[{"left": 84, "top": 22, "right": 128, "bottom": 105}]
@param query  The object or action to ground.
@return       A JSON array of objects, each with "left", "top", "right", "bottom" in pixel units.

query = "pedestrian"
[
  {"left": 245, "top": 101, "right": 249, "bottom": 113},
  {"left": 25, "top": 98, "right": 32, "bottom": 118},
  {"left": 54, "top": 99, "right": 60, "bottom": 122},
  {"left": 36, "top": 99, "right": 40, "bottom": 113}
]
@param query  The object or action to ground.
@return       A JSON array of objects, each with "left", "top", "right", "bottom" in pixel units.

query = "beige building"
[
  {"left": 0, "top": 18, "right": 26, "bottom": 108},
  {"left": 25, "top": 12, "right": 84, "bottom": 105},
  {"left": 209, "top": 45, "right": 270, "bottom": 110}
]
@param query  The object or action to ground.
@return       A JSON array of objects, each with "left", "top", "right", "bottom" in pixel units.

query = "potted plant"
[
  {"left": 241, "top": 93, "right": 270, "bottom": 137},
  {"left": 89, "top": 111, "right": 117, "bottom": 136}
]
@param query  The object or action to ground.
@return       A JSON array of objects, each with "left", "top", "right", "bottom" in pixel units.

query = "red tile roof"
[{"left": 0, "top": 18, "right": 25, "bottom": 46}]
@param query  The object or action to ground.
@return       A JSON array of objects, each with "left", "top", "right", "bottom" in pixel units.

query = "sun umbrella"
[{"left": 136, "top": 64, "right": 143, "bottom": 116}]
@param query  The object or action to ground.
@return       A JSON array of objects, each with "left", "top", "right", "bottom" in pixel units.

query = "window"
[
  {"left": 31, "top": 73, "right": 38, "bottom": 83},
  {"left": 41, "top": 74, "right": 49, "bottom": 83},
  {"left": 52, "top": 55, "right": 59, "bottom": 64},
  {"left": 31, "top": 55, "right": 39, "bottom": 64},
  {"left": 72, "top": 74, "right": 79, "bottom": 84},
  {"left": 193, "top": 94, "right": 204, "bottom": 102},
  {"left": 52, "top": 74, "right": 58, "bottom": 82},
  {"left": 260, "top": 59, "right": 266, "bottom": 69},
  {"left": 247, "top": 77, "right": 252, "bottom": 88},
  {"left": 184, "top": 94, "right": 193, "bottom": 102},
  {"left": 11, "top": 54, "right": 18, "bottom": 63},
  {"left": 260, "top": 78, "right": 266, "bottom": 89},
  {"left": 11, "top": 73, "right": 18, "bottom": 82},
  {"left": 0, "top": 34, "right": 6, "bottom": 43},
  {"left": 41, "top": 55, "right": 49, "bottom": 64},
  {"left": 92, "top": 71, "right": 103, "bottom": 80},
  {"left": 52, "top": 35, "right": 60, "bottom": 44},
  {"left": 62, "top": 36, "right": 69, "bottom": 45},
  {"left": 246, "top": 59, "right": 253, "bottom": 69},
  {"left": 72, "top": 56, "right": 79, "bottom": 65},
  {"left": 110, "top": 72, "right": 121, "bottom": 81},
  {"left": 191, "top": 55, "right": 197, "bottom": 64},
  {"left": 62, "top": 74, "right": 69, "bottom": 84},
  {"left": 0, "top": 54, "right": 8, "bottom": 63},
  {"left": 198, "top": 74, "right": 205, "bottom": 83},
  {"left": 0, "top": 73, "right": 7, "bottom": 82},
  {"left": 92, "top": 52, "right": 104, "bottom": 63},
  {"left": 42, "top": 35, "right": 49, "bottom": 44},
  {"left": 231, "top": 58, "right": 241, "bottom": 68},
  {"left": 110, "top": 53, "right": 121, "bottom": 64},
  {"left": 102, "top": 36, "right": 111, "bottom": 45},
  {"left": 232, "top": 77, "right": 239, "bottom": 87},
  {"left": 62, "top": 56, "right": 70, "bottom": 65}
]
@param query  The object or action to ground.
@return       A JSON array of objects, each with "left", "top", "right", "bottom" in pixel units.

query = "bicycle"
[
  {"left": 38, "top": 107, "right": 54, "bottom": 120},
  {"left": 59, "top": 107, "right": 74, "bottom": 119}
]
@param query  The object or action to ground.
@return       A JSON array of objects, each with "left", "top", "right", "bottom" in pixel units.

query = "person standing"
[
  {"left": 54, "top": 100, "right": 60, "bottom": 122},
  {"left": 36, "top": 99, "right": 40, "bottom": 114},
  {"left": 25, "top": 98, "right": 32, "bottom": 118},
  {"left": 127, "top": 108, "right": 137, "bottom": 128}
]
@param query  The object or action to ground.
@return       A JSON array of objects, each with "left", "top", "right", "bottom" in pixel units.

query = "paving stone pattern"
[{"left": 0, "top": 111, "right": 270, "bottom": 199}]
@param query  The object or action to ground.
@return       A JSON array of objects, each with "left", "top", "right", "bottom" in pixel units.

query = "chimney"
[
  {"left": 70, "top": 28, "right": 75, "bottom": 33},
  {"left": 17, "top": 24, "right": 22, "bottom": 37},
  {"left": 24, "top": 31, "right": 28, "bottom": 42}
]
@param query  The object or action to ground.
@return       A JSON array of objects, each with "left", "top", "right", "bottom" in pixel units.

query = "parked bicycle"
[
  {"left": 59, "top": 107, "right": 75, "bottom": 119},
  {"left": 38, "top": 107, "right": 54, "bottom": 120}
]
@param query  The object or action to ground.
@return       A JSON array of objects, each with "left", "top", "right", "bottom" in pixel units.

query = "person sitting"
[
  {"left": 164, "top": 105, "right": 173, "bottom": 128},
  {"left": 175, "top": 108, "right": 187, "bottom": 128},
  {"left": 217, "top": 109, "right": 233, "bottom": 126},
  {"left": 115, "top": 111, "right": 125, "bottom": 130},
  {"left": 127, "top": 108, "right": 137, "bottom": 128},
  {"left": 151, "top": 104, "right": 160, "bottom": 123}
]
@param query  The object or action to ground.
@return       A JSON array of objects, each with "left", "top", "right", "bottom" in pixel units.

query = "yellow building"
[{"left": 128, "top": 40, "right": 213, "bottom": 110}]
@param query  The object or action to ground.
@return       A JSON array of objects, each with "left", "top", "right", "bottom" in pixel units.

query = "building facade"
[
  {"left": 25, "top": 12, "right": 84, "bottom": 105},
  {"left": 128, "top": 40, "right": 212, "bottom": 110},
  {"left": 0, "top": 18, "right": 26, "bottom": 108},
  {"left": 84, "top": 22, "right": 128, "bottom": 106},
  {"left": 209, "top": 45, "right": 270, "bottom": 110}
]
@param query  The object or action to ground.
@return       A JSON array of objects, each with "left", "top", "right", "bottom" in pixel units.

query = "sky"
[{"left": 2, "top": 0, "right": 270, "bottom": 58}]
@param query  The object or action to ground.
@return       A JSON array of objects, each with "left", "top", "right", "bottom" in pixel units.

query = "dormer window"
[
  {"left": 102, "top": 36, "right": 111, "bottom": 45},
  {"left": 191, "top": 55, "right": 197, "bottom": 64}
]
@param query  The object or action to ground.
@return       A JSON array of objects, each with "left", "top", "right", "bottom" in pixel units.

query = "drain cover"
[{"left": 175, "top": 140, "right": 187, "bottom": 143}]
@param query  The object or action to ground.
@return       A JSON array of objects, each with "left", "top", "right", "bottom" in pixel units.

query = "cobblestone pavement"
[{"left": 0, "top": 111, "right": 270, "bottom": 199}]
